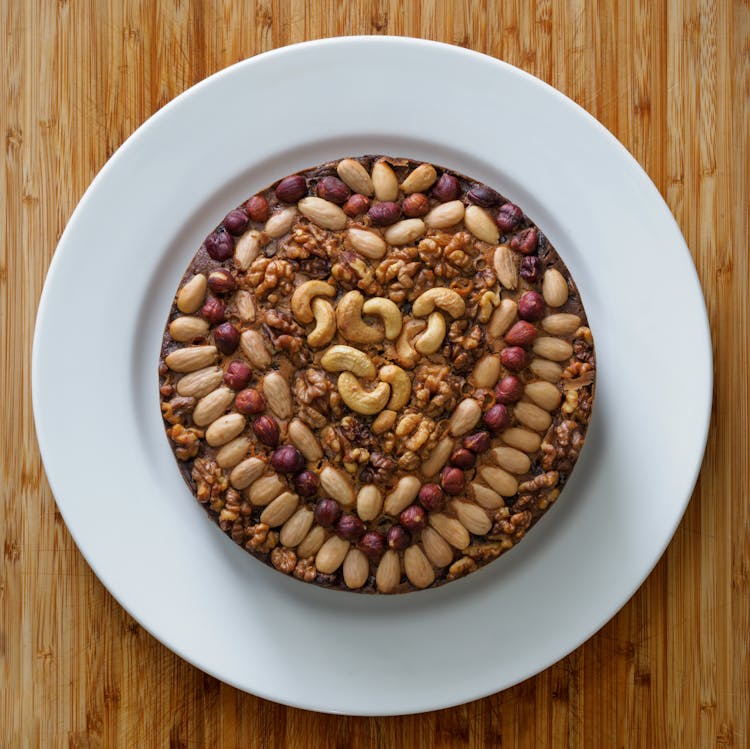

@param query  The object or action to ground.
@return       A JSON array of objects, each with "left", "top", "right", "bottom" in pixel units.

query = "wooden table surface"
[{"left": 2, "top": 1, "right": 748, "bottom": 746}]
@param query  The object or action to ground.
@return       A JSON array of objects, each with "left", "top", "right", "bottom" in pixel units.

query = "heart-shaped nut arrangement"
[{"left": 159, "top": 156, "right": 596, "bottom": 593}]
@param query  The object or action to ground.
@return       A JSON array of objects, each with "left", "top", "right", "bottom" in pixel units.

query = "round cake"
[{"left": 158, "top": 156, "right": 596, "bottom": 593}]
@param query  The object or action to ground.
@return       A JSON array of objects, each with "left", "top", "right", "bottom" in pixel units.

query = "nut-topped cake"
[{"left": 159, "top": 156, "right": 596, "bottom": 593}]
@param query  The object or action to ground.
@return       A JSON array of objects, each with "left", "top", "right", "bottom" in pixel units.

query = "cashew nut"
[
  {"left": 337, "top": 372, "right": 391, "bottom": 415},
  {"left": 362, "top": 297, "right": 403, "bottom": 339},
  {"left": 395, "top": 318, "right": 426, "bottom": 369},
  {"left": 308, "top": 298, "right": 336, "bottom": 347},
  {"left": 412, "top": 287, "right": 466, "bottom": 318},
  {"left": 320, "top": 345, "right": 376, "bottom": 379},
  {"left": 478, "top": 290, "right": 501, "bottom": 323},
  {"left": 336, "top": 290, "right": 384, "bottom": 345},
  {"left": 379, "top": 364, "right": 412, "bottom": 410},
  {"left": 290, "top": 280, "right": 336, "bottom": 323},
  {"left": 414, "top": 312, "right": 446, "bottom": 355}
]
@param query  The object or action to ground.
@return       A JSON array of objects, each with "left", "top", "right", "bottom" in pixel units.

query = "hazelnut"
[
  {"left": 504, "top": 320, "right": 538, "bottom": 347},
  {"left": 495, "top": 375, "right": 524, "bottom": 404},
  {"left": 519, "top": 256, "right": 541, "bottom": 282},
  {"left": 200, "top": 297, "right": 225, "bottom": 324},
  {"left": 402, "top": 193, "right": 430, "bottom": 218},
  {"left": 207, "top": 269, "right": 237, "bottom": 294},
  {"left": 275, "top": 175, "right": 307, "bottom": 203},
  {"left": 314, "top": 498, "right": 341, "bottom": 528},
  {"left": 245, "top": 195, "right": 269, "bottom": 223},
  {"left": 223, "top": 208, "right": 249, "bottom": 235},
  {"left": 235, "top": 388, "right": 265, "bottom": 415},
  {"left": 484, "top": 404, "right": 511, "bottom": 432},
  {"left": 440, "top": 466, "right": 465, "bottom": 496},
  {"left": 431, "top": 173, "right": 461, "bottom": 202},
  {"left": 500, "top": 346, "right": 528, "bottom": 371},
  {"left": 342, "top": 194, "right": 371, "bottom": 217},
  {"left": 213, "top": 322, "right": 240, "bottom": 355},
  {"left": 252, "top": 414, "right": 279, "bottom": 445},
  {"left": 386, "top": 525, "right": 411, "bottom": 551},
  {"left": 467, "top": 184, "right": 501, "bottom": 208},
  {"left": 359, "top": 531, "right": 386, "bottom": 560},
  {"left": 418, "top": 483, "right": 444, "bottom": 512},
  {"left": 270, "top": 445, "right": 305, "bottom": 474},
  {"left": 517, "top": 291, "right": 545, "bottom": 321},
  {"left": 204, "top": 228, "right": 234, "bottom": 261},
  {"left": 368, "top": 201, "right": 401, "bottom": 226},
  {"left": 293, "top": 470, "right": 319, "bottom": 497},
  {"left": 510, "top": 227, "right": 539, "bottom": 255},
  {"left": 316, "top": 176, "right": 351, "bottom": 205},
  {"left": 449, "top": 448, "right": 476, "bottom": 469},
  {"left": 399, "top": 505, "right": 426, "bottom": 533},
  {"left": 223, "top": 360, "right": 252, "bottom": 390},
  {"left": 336, "top": 514, "right": 365, "bottom": 541},
  {"left": 462, "top": 432, "right": 491, "bottom": 454},
  {"left": 495, "top": 202, "right": 523, "bottom": 232}
]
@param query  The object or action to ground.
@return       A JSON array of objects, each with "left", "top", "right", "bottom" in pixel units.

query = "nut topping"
[{"left": 160, "top": 155, "right": 595, "bottom": 594}]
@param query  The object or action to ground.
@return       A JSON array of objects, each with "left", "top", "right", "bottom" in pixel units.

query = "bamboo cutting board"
[{"left": 2, "top": 1, "right": 748, "bottom": 746}]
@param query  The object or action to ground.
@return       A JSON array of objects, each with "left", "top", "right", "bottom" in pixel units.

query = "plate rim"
[{"left": 32, "top": 35, "right": 713, "bottom": 715}]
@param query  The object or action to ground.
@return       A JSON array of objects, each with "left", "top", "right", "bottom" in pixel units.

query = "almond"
[
  {"left": 371, "top": 161, "right": 399, "bottom": 201},
  {"left": 529, "top": 358, "right": 563, "bottom": 382},
  {"left": 192, "top": 386, "right": 234, "bottom": 426},
  {"left": 542, "top": 269, "right": 569, "bottom": 307},
  {"left": 280, "top": 508, "right": 314, "bottom": 548},
  {"left": 470, "top": 483, "right": 506, "bottom": 510},
  {"left": 260, "top": 491, "right": 299, "bottom": 527},
  {"left": 448, "top": 398, "right": 482, "bottom": 436},
  {"left": 452, "top": 501, "right": 492, "bottom": 535},
  {"left": 421, "top": 527, "right": 454, "bottom": 567},
  {"left": 400, "top": 163, "right": 437, "bottom": 194},
  {"left": 229, "top": 457, "right": 265, "bottom": 490},
  {"left": 343, "top": 549, "right": 370, "bottom": 589},
  {"left": 234, "top": 229, "right": 260, "bottom": 270},
  {"left": 320, "top": 466, "right": 355, "bottom": 507},
  {"left": 493, "top": 245, "right": 518, "bottom": 290},
  {"left": 403, "top": 545, "right": 435, "bottom": 589},
  {"left": 298, "top": 197, "right": 347, "bottom": 230},
  {"left": 169, "top": 316, "right": 209, "bottom": 342},
  {"left": 247, "top": 473, "right": 285, "bottom": 506},
  {"left": 205, "top": 412, "right": 246, "bottom": 447},
  {"left": 347, "top": 228, "right": 387, "bottom": 259},
  {"left": 424, "top": 200, "right": 465, "bottom": 229},
  {"left": 532, "top": 337, "right": 574, "bottom": 362},
  {"left": 478, "top": 466, "right": 518, "bottom": 497},
  {"left": 513, "top": 401, "right": 553, "bottom": 432},
  {"left": 296, "top": 525, "right": 327, "bottom": 558},
  {"left": 176, "top": 366, "right": 223, "bottom": 398},
  {"left": 288, "top": 419, "right": 323, "bottom": 461},
  {"left": 316, "top": 535, "right": 350, "bottom": 574},
  {"left": 176, "top": 274, "right": 207, "bottom": 313},
  {"left": 375, "top": 550, "right": 401, "bottom": 593},
  {"left": 491, "top": 446, "right": 531, "bottom": 475},
  {"left": 215, "top": 436, "right": 251, "bottom": 469},
  {"left": 337, "top": 159, "right": 374, "bottom": 196},
  {"left": 383, "top": 218, "right": 426, "bottom": 246},
  {"left": 464, "top": 205, "right": 499, "bottom": 244},
  {"left": 429, "top": 513, "right": 470, "bottom": 550},
  {"left": 541, "top": 313, "right": 581, "bottom": 336},
  {"left": 165, "top": 345, "right": 217, "bottom": 373},
  {"left": 524, "top": 381, "right": 562, "bottom": 410},
  {"left": 501, "top": 427, "right": 542, "bottom": 453},
  {"left": 261, "top": 372, "right": 293, "bottom": 419},
  {"left": 240, "top": 330, "right": 271, "bottom": 369}
]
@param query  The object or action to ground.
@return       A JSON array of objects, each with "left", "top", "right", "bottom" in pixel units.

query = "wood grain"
[{"left": 2, "top": 1, "right": 748, "bottom": 746}]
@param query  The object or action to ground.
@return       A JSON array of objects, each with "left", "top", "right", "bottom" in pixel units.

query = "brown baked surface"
[{"left": 158, "top": 156, "right": 596, "bottom": 593}]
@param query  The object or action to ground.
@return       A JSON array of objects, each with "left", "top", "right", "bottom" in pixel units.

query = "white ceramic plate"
[{"left": 33, "top": 37, "right": 712, "bottom": 715}]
